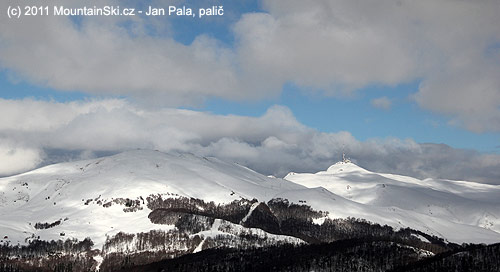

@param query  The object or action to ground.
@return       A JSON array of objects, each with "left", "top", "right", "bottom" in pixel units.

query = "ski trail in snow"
[
  {"left": 241, "top": 202, "right": 260, "bottom": 223},
  {"left": 193, "top": 238, "right": 205, "bottom": 253},
  {"left": 193, "top": 219, "right": 222, "bottom": 253}
]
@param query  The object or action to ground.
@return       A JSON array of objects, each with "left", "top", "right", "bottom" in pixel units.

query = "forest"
[
  {"left": 117, "top": 240, "right": 500, "bottom": 272},
  {"left": 1, "top": 195, "right": 498, "bottom": 272}
]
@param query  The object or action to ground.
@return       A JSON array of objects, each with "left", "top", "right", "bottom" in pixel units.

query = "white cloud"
[
  {"left": 371, "top": 97, "right": 392, "bottom": 110},
  {"left": 1, "top": 98, "right": 500, "bottom": 184},
  {"left": 0, "top": 143, "right": 43, "bottom": 176},
  {"left": 0, "top": 98, "right": 126, "bottom": 132}
]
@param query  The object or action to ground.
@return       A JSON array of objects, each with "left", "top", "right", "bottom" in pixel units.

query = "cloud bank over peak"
[
  {"left": 1, "top": 0, "right": 499, "bottom": 131},
  {"left": 1, "top": 98, "right": 500, "bottom": 184}
]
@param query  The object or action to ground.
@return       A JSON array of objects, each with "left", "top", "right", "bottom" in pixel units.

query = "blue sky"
[
  {"left": 148, "top": 1, "right": 500, "bottom": 153},
  {"left": 202, "top": 82, "right": 500, "bottom": 153},
  {"left": 1, "top": 0, "right": 500, "bottom": 181},
  {"left": 2, "top": 62, "right": 498, "bottom": 154}
]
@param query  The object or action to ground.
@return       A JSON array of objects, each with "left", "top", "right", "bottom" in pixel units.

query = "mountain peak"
[{"left": 326, "top": 161, "right": 369, "bottom": 174}]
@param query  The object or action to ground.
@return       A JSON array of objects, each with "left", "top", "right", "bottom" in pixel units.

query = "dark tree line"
[
  {"left": 112, "top": 238, "right": 443, "bottom": 272},
  {"left": 147, "top": 195, "right": 256, "bottom": 224},
  {"left": 146, "top": 196, "right": 452, "bottom": 252},
  {"left": 391, "top": 242, "right": 500, "bottom": 272},
  {"left": 0, "top": 239, "right": 93, "bottom": 258},
  {"left": 34, "top": 220, "right": 61, "bottom": 230},
  {"left": 0, "top": 238, "right": 96, "bottom": 272},
  {"left": 146, "top": 196, "right": 450, "bottom": 252},
  {"left": 99, "top": 216, "right": 301, "bottom": 271},
  {"left": 0, "top": 195, "right": 485, "bottom": 272}
]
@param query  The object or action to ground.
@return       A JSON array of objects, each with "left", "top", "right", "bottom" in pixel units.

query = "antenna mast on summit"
[{"left": 341, "top": 144, "right": 350, "bottom": 163}]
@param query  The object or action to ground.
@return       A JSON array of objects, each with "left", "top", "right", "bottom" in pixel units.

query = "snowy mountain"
[
  {"left": 1, "top": 150, "right": 499, "bottom": 270},
  {"left": 284, "top": 161, "right": 500, "bottom": 243},
  {"left": 0, "top": 150, "right": 303, "bottom": 246}
]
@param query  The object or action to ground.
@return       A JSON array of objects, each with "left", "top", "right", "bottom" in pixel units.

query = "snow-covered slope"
[
  {"left": 1, "top": 150, "right": 499, "bottom": 250},
  {"left": 284, "top": 161, "right": 500, "bottom": 242},
  {"left": 0, "top": 150, "right": 303, "bottom": 247}
]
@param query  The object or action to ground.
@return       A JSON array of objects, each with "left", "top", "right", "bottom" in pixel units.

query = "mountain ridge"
[{"left": 1, "top": 149, "right": 500, "bottom": 271}]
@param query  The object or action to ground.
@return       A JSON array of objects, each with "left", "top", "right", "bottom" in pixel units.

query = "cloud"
[
  {"left": 0, "top": 143, "right": 43, "bottom": 176},
  {"left": 234, "top": 1, "right": 419, "bottom": 93},
  {"left": 1, "top": 98, "right": 500, "bottom": 184},
  {"left": 240, "top": 0, "right": 500, "bottom": 131},
  {"left": 1, "top": 0, "right": 499, "bottom": 130},
  {"left": 0, "top": 0, "right": 243, "bottom": 106},
  {"left": 371, "top": 97, "right": 391, "bottom": 110},
  {"left": 414, "top": 64, "right": 500, "bottom": 132}
]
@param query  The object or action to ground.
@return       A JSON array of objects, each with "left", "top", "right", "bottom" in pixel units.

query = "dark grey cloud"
[
  {"left": 353, "top": 143, "right": 500, "bottom": 185},
  {"left": 1, "top": 98, "right": 499, "bottom": 184}
]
